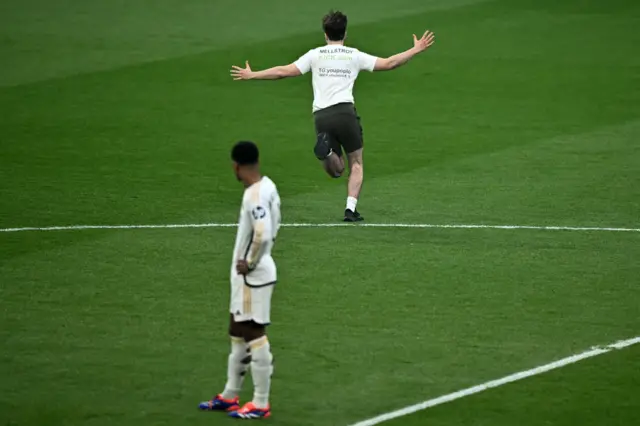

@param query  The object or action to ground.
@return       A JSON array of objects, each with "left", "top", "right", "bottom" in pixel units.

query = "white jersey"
[
  {"left": 294, "top": 45, "right": 378, "bottom": 112},
  {"left": 231, "top": 176, "right": 281, "bottom": 286}
]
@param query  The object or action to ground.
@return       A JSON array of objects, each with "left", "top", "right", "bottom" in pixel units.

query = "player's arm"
[
  {"left": 373, "top": 30, "right": 435, "bottom": 71},
  {"left": 244, "top": 204, "right": 274, "bottom": 271},
  {"left": 230, "top": 50, "right": 312, "bottom": 81},
  {"left": 230, "top": 61, "right": 302, "bottom": 80}
]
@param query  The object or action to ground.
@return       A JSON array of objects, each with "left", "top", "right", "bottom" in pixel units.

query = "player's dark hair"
[
  {"left": 322, "top": 10, "right": 348, "bottom": 41},
  {"left": 231, "top": 141, "right": 259, "bottom": 165}
]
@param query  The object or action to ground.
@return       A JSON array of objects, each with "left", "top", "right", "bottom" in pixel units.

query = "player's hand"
[
  {"left": 236, "top": 260, "right": 251, "bottom": 275},
  {"left": 412, "top": 31, "right": 435, "bottom": 53},
  {"left": 230, "top": 61, "right": 253, "bottom": 80}
]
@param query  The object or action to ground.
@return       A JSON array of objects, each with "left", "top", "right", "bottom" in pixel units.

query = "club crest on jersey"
[{"left": 251, "top": 206, "right": 266, "bottom": 220}]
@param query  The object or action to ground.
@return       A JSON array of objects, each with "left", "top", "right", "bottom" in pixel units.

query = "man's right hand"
[{"left": 230, "top": 61, "right": 254, "bottom": 80}]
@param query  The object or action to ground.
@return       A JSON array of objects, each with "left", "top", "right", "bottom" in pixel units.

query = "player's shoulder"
[
  {"left": 352, "top": 46, "right": 374, "bottom": 57},
  {"left": 302, "top": 46, "right": 324, "bottom": 57},
  {"left": 243, "top": 177, "right": 279, "bottom": 204},
  {"left": 260, "top": 176, "right": 279, "bottom": 197}
]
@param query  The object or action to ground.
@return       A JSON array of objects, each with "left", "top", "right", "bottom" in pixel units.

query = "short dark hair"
[
  {"left": 231, "top": 141, "right": 259, "bottom": 165},
  {"left": 322, "top": 10, "right": 347, "bottom": 41}
]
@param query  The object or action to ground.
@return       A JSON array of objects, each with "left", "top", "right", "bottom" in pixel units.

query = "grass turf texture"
[{"left": 1, "top": 0, "right": 639, "bottom": 425}]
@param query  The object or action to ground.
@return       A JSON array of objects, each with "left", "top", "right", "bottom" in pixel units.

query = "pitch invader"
[
  {"left": 230, "top": 10, "right": 435, "bottom": 222},
  {"left": 199, "top": 141, "right": 281, "bottom": 419}
]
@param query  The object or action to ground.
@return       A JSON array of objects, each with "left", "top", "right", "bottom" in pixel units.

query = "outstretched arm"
[
  {"left": 230, "top": 61, "right": 301, "bottom": 80},
  {"left": 374, "top": 30, "right": 435, "bottom": 71}
]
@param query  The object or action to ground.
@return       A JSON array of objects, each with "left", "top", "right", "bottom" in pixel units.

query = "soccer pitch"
[{"left": 1, "top": 0, "right": 639, "bottom": 425}]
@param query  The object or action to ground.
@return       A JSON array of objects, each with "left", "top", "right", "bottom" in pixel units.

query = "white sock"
[
  {"left": 346, "top": 196, "right": 358, "bottom": 212},
  {"left": 249, "top": 336, "right": 273, "bottom": 409},
  {"left": 221, "top": 337, "right": 250, "bottom": 399}
]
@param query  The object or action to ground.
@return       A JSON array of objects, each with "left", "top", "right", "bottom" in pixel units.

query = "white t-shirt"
[
  {"left": 294, "top": 45, "right": 378, "bottom": 112},
  {"left": 231, "top": 176, "right": 281, "bottom": 286}
]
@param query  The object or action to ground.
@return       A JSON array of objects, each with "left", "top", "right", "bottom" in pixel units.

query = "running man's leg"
[
  {"left": 315, "top": 132, "right": 344, "bottom": 177},
  {"left": 339, "top": 109, "right": 365, "bottom": 221},
  {"left": 345, "top": 147, "right": 363, "bottom": 216},
  {"left": 314, "top": 103, "right": 366, "bottom": 221},
  {"left": 323, "top": 151, "right": 345, "bottom": 178}
]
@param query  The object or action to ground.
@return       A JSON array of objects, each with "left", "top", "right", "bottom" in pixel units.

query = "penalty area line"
[
  {"left": 346, "top": 336, "right": 640, "bottom": 426},
  {"left": 0, "top": 222, "right": 639, "bottom": 233}
]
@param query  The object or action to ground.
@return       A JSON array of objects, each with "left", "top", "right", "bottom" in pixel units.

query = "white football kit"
[
  {"left": 294, "top": 45, "right": 379, "bottom": 112},
  {"left": 230, "top": 176, "right": 281, "bottom": 325}
]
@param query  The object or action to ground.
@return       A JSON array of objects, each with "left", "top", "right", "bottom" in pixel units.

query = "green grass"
[{"left": 1, "top": 0, "right": 639, "bottom": 425}]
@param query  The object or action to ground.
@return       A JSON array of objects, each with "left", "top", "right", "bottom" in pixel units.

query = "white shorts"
[{"left": 230, "top": 276, "right": 274, "bottom": 325}]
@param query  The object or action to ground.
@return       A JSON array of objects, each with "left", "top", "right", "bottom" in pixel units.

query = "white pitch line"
[
  {"left": 347, "top": 336, "right": 640, "bottom": 426},
  {"left": 1, "top": 222, "right": 639, "bottom": 233}
]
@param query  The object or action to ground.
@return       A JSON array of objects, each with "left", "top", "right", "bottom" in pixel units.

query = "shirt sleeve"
[
  {"left": 293, "top": 50, "right": 314, "bottom": 74},
  {"left": 248, "top": 200, "right": 271, "bottom": 228},
  {"left": 357, "top": 50, "right": 379, "bottom": 72},
  {"left": 245, "top": 198, "right": 273, "bottom": 268}
]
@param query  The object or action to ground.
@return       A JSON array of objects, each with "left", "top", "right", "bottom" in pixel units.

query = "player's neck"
[
  {"left": 326, "top": 40, "right": 345, "bottom": 46},
  {"left": 243, "top": 173, "right": 262, "bottom": 188}
]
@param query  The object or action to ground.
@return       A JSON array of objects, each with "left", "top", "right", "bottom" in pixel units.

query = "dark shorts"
[{"left": 313, "top": 102, "right": 363, "bottom": 156}]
